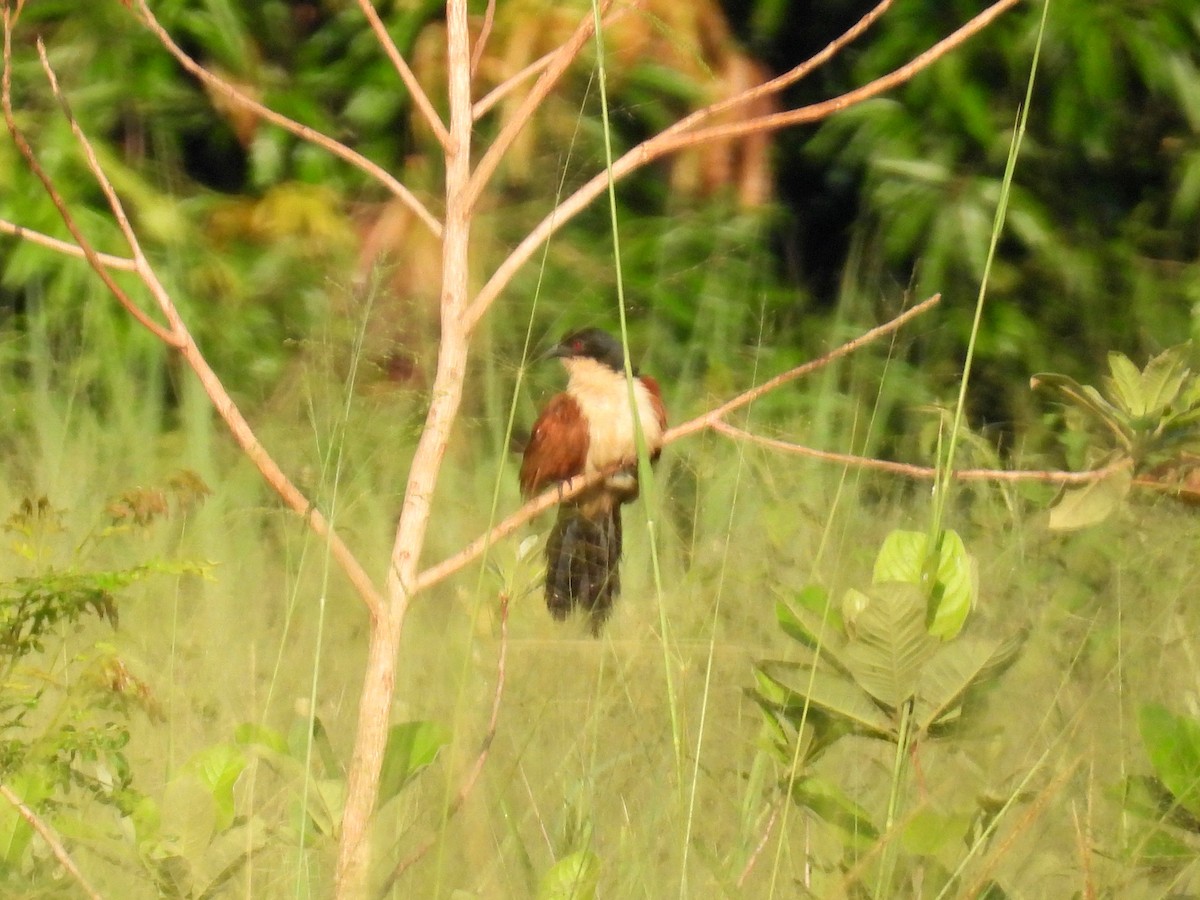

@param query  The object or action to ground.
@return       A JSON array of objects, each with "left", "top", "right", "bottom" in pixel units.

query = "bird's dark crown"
[{"left": 547, "top": 328, "right": 629, "bottom": 373}]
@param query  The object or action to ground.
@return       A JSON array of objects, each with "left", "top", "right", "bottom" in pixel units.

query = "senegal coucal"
[{"left": 520, "top": 328, "right": 667, "bottom": 633}]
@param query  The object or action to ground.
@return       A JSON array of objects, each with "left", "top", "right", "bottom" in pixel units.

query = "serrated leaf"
[
  {"left": 377, "top": 720, "right": 449, "bottom": 807},
  {"left": 842, "top": 583, "right": 936, "bottom": 711},
  {"left": 1139, "top": 704, "right": 1200, "bottom": 819},
  {"left": 1047, "top": 466, "right": 1133, "bottom": 531}
]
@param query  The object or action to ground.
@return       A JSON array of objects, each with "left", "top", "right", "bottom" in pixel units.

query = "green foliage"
[
  {"left": 1117, "top": 705, "right": 1200, "bottom": 878},
  {"left": 798, "top": 0, "right": 1200, "bottom": 435},
  {"left": 751, "top": 525, "right": 1023, "bottom": 894},
  {"left": 537, "top": 849, "right": 601, "bottom": 900},
  {"left": 378, "top": 719, "right": 449, "bottom": 808},
  {"left": 0, "top": 477, "right": 206, "bottom": 889},
  {"left": 1035, "top": 343, "right": 1200, "bottom": 528},
  {"left": 873, "top": 528, "right": 977, "bottom": 639}
]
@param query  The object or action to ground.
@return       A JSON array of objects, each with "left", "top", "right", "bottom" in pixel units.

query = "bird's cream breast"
[{"left": 563, "top": 358, "right": 664, "bottom": 474}]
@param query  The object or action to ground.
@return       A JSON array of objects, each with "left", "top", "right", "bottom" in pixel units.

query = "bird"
[{"left": 520, "top": 328, "right": 667, "bottom": 633}]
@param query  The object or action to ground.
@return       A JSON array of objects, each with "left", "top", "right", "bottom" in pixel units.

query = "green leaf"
[
  {"left": 775, "top": 593, "right": 849, "bottom": 668},
  {"left": 1047, "top": 466, "right": 1133, "bottom": 531},
  {"left": 1032, "top": 372, "right": 1132, "bottom": 450},
  {"left": 757, "top": 662, "right": 893, "bottom": 735},
  {"left": 1139, "top": 704, "right": 1200, "bottom": 819},
  {"left": 915, "top": 634, "right": 1025, "bottom": 732},
  {"left": 902, "top": 807, "right": 971, "bottom": 856},
  {"left": 161, "top": 774, "right": 218, "bottom": 859},
  {"left": 185, "top": 743, "right": 247, "bottom": 832},
  {"left": 537, "top": 850, "right": 601, "bottom": 900},
  {"left": 1136, "top": 346, "right": 1191, "bottom": 416},
  {"left": 1105, "top": 351, "right": 1150, "bottom": 417},
  {"left": 377, "top": 720, "right": 449, "bottom": 807},
  {"left": 234, "top": 722, "right": 289, "bottom": 756},
  {"left": 873, "top": 529, "right": 977, "bottom": 639},
  {"left": 842, "top": 583, "right": 936, "bottom": 711},
  {"left": 791, "top": 775, "right": 879, "bottom": 846}
]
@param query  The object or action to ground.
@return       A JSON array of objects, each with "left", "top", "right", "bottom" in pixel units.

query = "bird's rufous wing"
[{"left": 520, "top": 393, "right": 590, "bottom": 497}]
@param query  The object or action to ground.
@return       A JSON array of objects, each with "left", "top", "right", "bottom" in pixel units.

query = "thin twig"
[
  {"left": 464, "top": 0, "right": 615, "bottom": 211},
  {"left": 471, "top": 1, "right": 633, "bottom": 120},
  {"left": 2, "top": 15, "right": 178, "bottom": 346},
  {"left": 651, "top": 0, "right": 894, "bottom": 146},
  {"left": 379, "top": 591, "right": 510, "bottom": 893},
  {"left": 465, "top": 0, "right": 1020, "bottom": 329},
  {"left": 736, "top": 799, "right": 783, "bottom": 888},
  {"left": 12, "top": 19, "right": 386, "bottom": 621},
  {"left": 131, "top": 0, "right": 442, "bottom": 238},
  {"left": 959, "top": 756, "right": 1081, "bottom": 899},
  {"left": 0, "top": 218, "right": 137, "bottom": 270},
  {"left": 669, "top": 295, "right": 943, "bottom": 443},
  {"left": 710, "top": 419, "right": 1135, "bottom": 486},
  {"left": 0, "top": 783, "right": 103, "bottom": 900},
  {"left": 353, "top": 0, "right": 450, "bottom": 149},
  {"left": 675, "top": 0, "right": 1020, "bottom": 151},
  {"left": 470, "top": 0, "right": 496, "bottom": 80},
  {"left": 415, "top": 295, "right": 942, "bottom": 593}
]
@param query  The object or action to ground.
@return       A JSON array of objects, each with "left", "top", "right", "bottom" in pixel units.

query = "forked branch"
[
  {"left": 353, "top": 0, "right": 451, "bottom": 149},
  {"left": 131, "top": 0, "right": 443, "bottom": 238},
  {"left": 1, "top": 9, "right": 386, "bottom": 621},
  {"left": 465, "top": 0, "right": 1022, "bottom": 328}
]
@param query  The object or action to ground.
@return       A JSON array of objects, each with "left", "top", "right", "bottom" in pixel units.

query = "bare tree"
[{"left": 0, "top": 0, "right": 1024, "bottom": 894}]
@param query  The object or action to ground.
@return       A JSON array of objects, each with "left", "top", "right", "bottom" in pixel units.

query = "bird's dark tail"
[{"left": 544, "top": 502, "right": 622, "bottom": 634}]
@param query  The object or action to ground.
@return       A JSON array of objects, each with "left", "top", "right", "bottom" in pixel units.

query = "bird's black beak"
[{"left": 538, "top": 341, "right": 570, "bottom": 362}]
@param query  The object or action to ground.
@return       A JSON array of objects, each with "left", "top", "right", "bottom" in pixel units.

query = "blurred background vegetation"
[
  {"left": 3, "top": 0, "right": 1196, "bottom": 452},
  {"left": 3, "top": 0, "right": 1200, "bottom": 896}
]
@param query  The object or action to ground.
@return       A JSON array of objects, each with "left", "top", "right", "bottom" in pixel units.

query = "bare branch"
[
  {"left": 6, "top": 18, "right": 386, "bottom": 621},
  {"left": 659, "top": 0, "right": 894, "bottom": 145},
  {"left": 337, "top": 0, "right": 478, "bottom": 892},
  {"left": 131, "top": 0, "right": 443, "bottom": 238},
  {"left": 663, "top": 0, "right": 1021, "bottom": 151},
  {"left": 465, "top": 0, "right": 1020, "bottom": 328},
  {"left": 353, "top": 0, "right": 451, "bottom": 149},
  {"left": 0, "top": 783, "right": 103, "bottom": 900},
  {"left": 668, "top": 295, "right": 943, "bottom": 443},
  {"left": 471, "top": 1, "right": 632, "bottom": 121},
  {"left": 710, "top": 420, "right": 1134, "bottom": 486},
  {"left": 464, "top": 0, "right": 615, "bottom": 213},
  {"left": 2, "top": 16, "right": 177, "bottom": 346},
  {"left": 416, "top": 296, "right": 942, "bottom": 593},
  {"left": 471, "top": 0, "right": 497, "bottom": 80},
  {"left": 0, "top": 218, "right": 137, "bottom": 271}
]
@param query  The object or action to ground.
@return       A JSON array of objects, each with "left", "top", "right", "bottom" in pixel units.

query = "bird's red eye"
[{"left": 571, "top": 338, "right": 584, "bottom": 352}]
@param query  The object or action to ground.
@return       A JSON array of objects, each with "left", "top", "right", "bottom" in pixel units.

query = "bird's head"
[{"left": 544, "top": 328, "right": 628, "bottom": 374}]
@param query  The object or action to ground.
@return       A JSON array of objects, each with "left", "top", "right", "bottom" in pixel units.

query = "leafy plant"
[
  {"left": 751, "top": 529, "right": 1023, "bottom": 893},
  {"left": 1033, "top": 343, "right": 1200, "bottom": 528},
  {"left": 1119, "top": 704, "right": 1200, "bottom": 878},
  {"left": 0, "top": 476, "right": 206, "bottom": 889}
]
